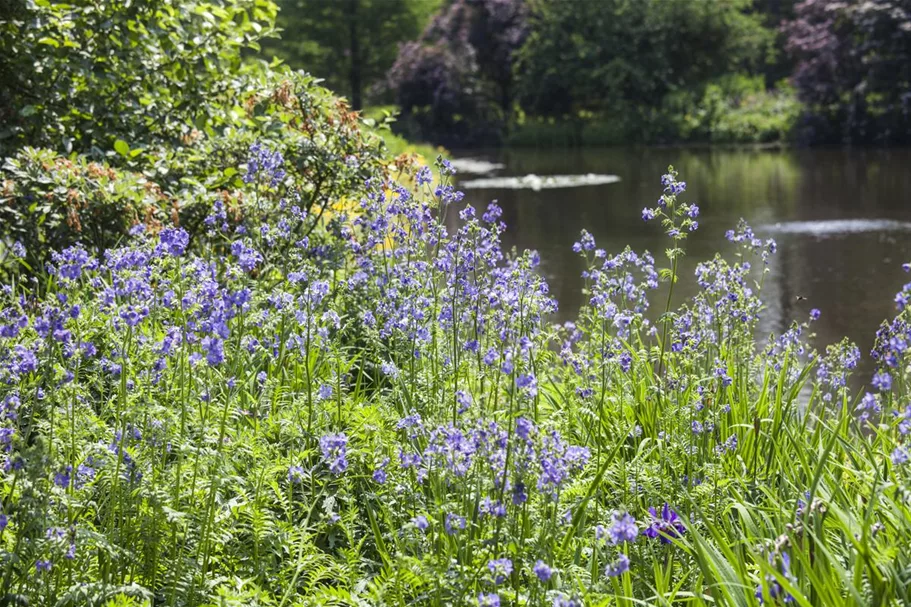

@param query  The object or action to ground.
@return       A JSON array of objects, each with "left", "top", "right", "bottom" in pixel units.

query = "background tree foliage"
[
  {"left": 385, "top": 0, "right": 529, "bottom": 145},
  {"left": 516, "top": 0, "right": 770, "bottom": 123},
  {"left": 261, "top": 0, "right": 441, "bottom": 110},
  {"left": 784, "top": 0, "right": 911, "bottom": 144},
  {"left": 373, "top": 0, "right": 910, "bottom": 145},
  {"left": 383, "top": 0, "right": 780, "bottom": 144}
]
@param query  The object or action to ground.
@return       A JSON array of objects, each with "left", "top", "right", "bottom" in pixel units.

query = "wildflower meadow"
[{"left": 1, "top": 148, "right": 910, "bottom": 607}]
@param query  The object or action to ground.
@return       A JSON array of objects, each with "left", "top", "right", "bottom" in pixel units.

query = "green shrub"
[
  {"left": 666, "top": 76, "right": 801, "bottom": 144},
  {"left": 1, "top": 72, "right": 405, "bottom": 272},
  {"left": 0, "top": 148, "right": 172, "bottom": 271},
  {"left": 0, "top": 0, "right": 414, "bottom": 271},
  {"left": 0, "top": 0, "right": 278, "bottom": 158},
  {"left": 505, "top": 78, "right": 800, "bottom": 147}
]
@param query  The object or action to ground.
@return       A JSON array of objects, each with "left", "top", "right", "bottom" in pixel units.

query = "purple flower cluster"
[
  {"left": 243, "top": 142, "right": 286, "bottom": 187},
  {"left": 319, "top": 433, "right": 348, "bottom": 475}
]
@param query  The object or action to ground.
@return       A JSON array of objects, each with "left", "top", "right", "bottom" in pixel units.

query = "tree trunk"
[{"left": 348, "top": 0, "right": 362, "bottom": 111}]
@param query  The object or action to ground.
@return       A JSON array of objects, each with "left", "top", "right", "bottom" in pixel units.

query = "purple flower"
[
  {"left": 642, "top": 207, "right": 656, "bottom": 221},
  {"left": 516, "top": 417, "right": 535, "bottom": 441},
  {"left": 574, "top": 230, "right": 596, "bottom": 252},
  {"left": 643, "top": 504, "right": 686, "bottom": 543},
  {"left": 608, "top": 512, "right": 638, "bottom": 544},
  {"left": 412, "top": 515, "right": 429, "bottom": 530},
  {"left": 318, "top": 384, "right": 333, "bottom": 401},
  {"left": 483, "top": 202, "right": 502, "bottom": 223},
  {"left": 512, "top": 481, "right": 528, "bottom": 505},
  {"left": 516, "top": 373, "right": 538, "bottom": 397},
  {"left": 35, "top": 560, "right": 52, "bottom": 573},
  {"left": 372, "top": 458, "right": 389, "bottom": 484},
  {"left": 619, "top": 351, "right": 632, "bottom": 373},
  {"left": 381, "top": 360, "right": 399, "bottom": 379},
  {"left": 479, "top": 497, "right": 506, "bottom": 518},
  {"left": 872, "top": 371, "right": 892, "bottom": 392},
  {"left": 809, "top": 308, "right": 821, "bottom": 321},
  {"left": 444, "top": 513, "right": 466, "bottom": 535},
  {"left": 288, "top": 465, "right": 305, "bottom": 484},
  {"left": 201, "top": 336, "right": 224, "bottom": 366},
  {"left": 416, "top": 166, "right": 433, "bottom": 186},
  {"left": 75, "top": 464, "right": 95, "bottom": 489},
  {"left": 552, "top": 594, "right": 582, "bottom": 607},
  {"left": 456, "top": 390, "right": 472, "bottom": 414},
  {"left": 231, "top": 240, "right": 263, "bottom": 271},
  {"left": 478, "top": 593, "right": 500, "bottom": 607},
  {"left": 533, "top": 560, "right": 553, "bottom": 582},
  {"left": 54, "top": 465, "right": 72, "bottom": 488},
  {"left": 892, "top": 447, "right": 908, "bottom": 466},
  {"left": 156, "top": 227, "right": 189, "bottom": 257},
  {"left": 487, "top": 558, "right": 513, "bottom": 584},
  {"left": 244, "top": 142, "right": 286, "bottom": 187},
  {"left": 604, "top": 553, "right": 630, "bottom": 577},
  {"left": 755, "top": 552, "right": 795, "bottom": 604},
  {"left": 12, "top": 345, "right": 38, "bottom": 375}
]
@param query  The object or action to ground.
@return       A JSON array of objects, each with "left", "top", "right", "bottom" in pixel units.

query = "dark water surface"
[{"left": 454, "top": 146, "right": 911, "bottom": 377}]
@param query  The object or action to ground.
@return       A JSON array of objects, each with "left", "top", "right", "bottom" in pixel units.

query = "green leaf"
[{"left": 114, "top": 139, "right": 130, "bottom": 157}]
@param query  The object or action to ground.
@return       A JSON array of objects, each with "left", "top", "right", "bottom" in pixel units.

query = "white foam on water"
[
  {"left": 448, "top": 158, "right": 506, "bottom": 175},
  {"left": 761, "top": 219, "right": 911, "bottom": 236},
  {"left": 460, "top": 173, "right": 621, "bottom": 191}
]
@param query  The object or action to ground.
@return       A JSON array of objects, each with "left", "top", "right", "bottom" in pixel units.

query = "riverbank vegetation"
[
  {"left": 266, "top": 0, "right": 911, "bottom": 147},
  {"left": 2, "top": 1, "right": 911, "bottom": 606}
]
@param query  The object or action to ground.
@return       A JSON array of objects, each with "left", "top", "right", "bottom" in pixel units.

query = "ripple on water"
[
  {"left": 459, "top": 173, "right": 621, "bottom": 191},
  {"left": 761, "top": 219, "right": 911, "bottom": 236}
]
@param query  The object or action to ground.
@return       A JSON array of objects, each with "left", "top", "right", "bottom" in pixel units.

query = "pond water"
[{"left": 454, "top": 146, "right": 911, "bottom": 379}]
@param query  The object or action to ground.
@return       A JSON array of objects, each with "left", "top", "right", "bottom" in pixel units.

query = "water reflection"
[{"left": 455, "top": 146, "right": 911, "bottom": 378}]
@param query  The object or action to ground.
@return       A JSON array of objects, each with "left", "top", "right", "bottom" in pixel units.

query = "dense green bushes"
[
  {"left": 505, "top": 80, "right": 801, "bottom": 147},
  {"left": 0, "top": 0, "right": 278, "bottom": 157},
  {"left": 387, "top": 0, "right": 799, "bottom": 146},
  {"left": 785, "top": 0, "right": 911, "bottom": 145},
  {"left": 0, "top": 69, "right": 401, "bottom": 271},
  {"left": 663, "top": 77, "right": 801, "bottom": 145},
  {"left": 0, "top": 0, "right": 414, "bottom": 270},
  {"left": 1, "top": 149, "right": 172, "bottom": 271},
  {"left": 381, "top": 0, "right": 910, "bottom": 146}
]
